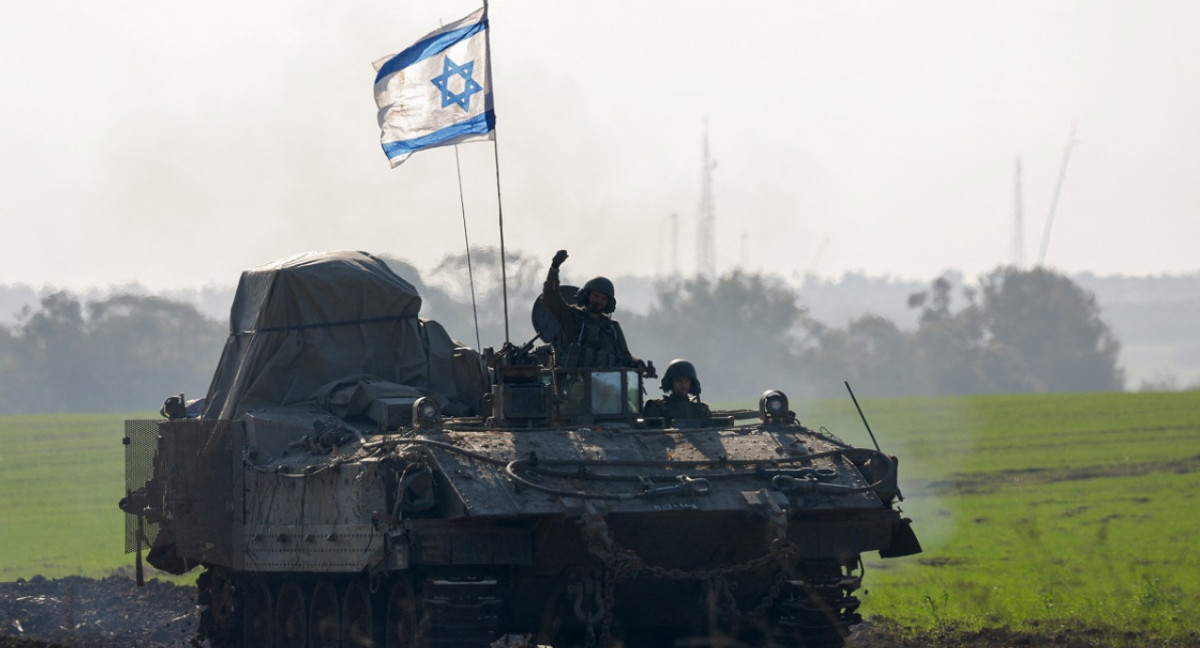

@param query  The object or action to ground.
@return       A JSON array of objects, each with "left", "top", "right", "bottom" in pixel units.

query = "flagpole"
[
  {"left": 431, "top": 14, "right": 484, "bottom": 351},
  {"left": 482, "top": 0, "right": 511, "bottom": 344}
]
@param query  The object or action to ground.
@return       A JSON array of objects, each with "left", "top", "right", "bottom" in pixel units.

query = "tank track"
[
  {"left": 418, "top": 578, "right": 504, "bottom": 648},
  {"left": 195, "top": 559, "right": 859, "bottom": 648},
  {"left": 766, "top": 561, "right": 863, "bottom": 648},
  {"left": 196, "top": 567, "right": 506, "bottom": 648}
]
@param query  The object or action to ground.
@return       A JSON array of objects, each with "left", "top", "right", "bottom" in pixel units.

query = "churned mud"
[{"left": 0, "top": 576, "right": 196, "bottom": 648}]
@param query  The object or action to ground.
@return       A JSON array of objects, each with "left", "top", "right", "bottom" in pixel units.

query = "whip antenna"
[
  {"left": 451, "top": 142, "right": 483, "bottom": 350},
  {"left": 492, "top": 135, "right": 510, "bottom": 343},
  {"left": 845, "top": 381, "right": 882, "bottom": 453}
]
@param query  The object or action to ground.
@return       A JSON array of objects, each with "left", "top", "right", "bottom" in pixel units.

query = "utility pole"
[
  {"left": 1013, "top": 157, "right": 1024, "bottom": 268},
  {"left": 696, "top": 119, "right": 717, "bottom": 278},
  {"left": 670, "top": 212, "right": 679, "bottom": 275},
  {"left": 807, "top": 237, "right": 830, "bottom": 277},
  {"left": 656, "top": 213, "right": 680, "bottom": 278}
]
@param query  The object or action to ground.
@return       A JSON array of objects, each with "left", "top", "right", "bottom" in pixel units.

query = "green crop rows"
[{"left": 2, "top": 392, "right": 1198, "bottom": 643}]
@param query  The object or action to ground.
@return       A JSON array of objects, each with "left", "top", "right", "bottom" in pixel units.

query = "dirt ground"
[
  {"left": 0, "top": 576, "right": 1180, "bottom": 648},
  {"left": 0, "top": 576, "right": 196, "bottom": 648}
]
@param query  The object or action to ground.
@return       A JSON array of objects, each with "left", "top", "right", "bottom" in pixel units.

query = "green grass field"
[
  {"left": 0, "top": 413, "right": 151, "bottom": 581},
  {"left": 797, "top": 391, "right": 1200, "bottom": 645},
  {"left": 2, "top": 392, "right": 1198, "bottom": 644}
]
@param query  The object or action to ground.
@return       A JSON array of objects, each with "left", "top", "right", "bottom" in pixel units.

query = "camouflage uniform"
[
  {"left": 543, "top": 264, "right": 636, "bottom": 368},
  {"left": 643, "top": 393, "right": 712, "bottom": 425}
]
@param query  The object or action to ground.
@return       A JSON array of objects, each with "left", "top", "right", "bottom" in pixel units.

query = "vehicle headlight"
[
  {"left": 413, "top": 397, "right": 442, "bottom": 429},
  {"left": 759, "top": 390, "right": 789, "bottom": 422}
]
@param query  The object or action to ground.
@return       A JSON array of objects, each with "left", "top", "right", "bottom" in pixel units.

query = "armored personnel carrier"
[{"left": 120, "top": 250, "right": 920, "bottom": 648}]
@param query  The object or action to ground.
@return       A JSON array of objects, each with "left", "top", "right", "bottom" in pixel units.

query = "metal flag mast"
[
  {"left": 374, "top": 4, "right": 509, "bottom": 344},
  {"left": 483, "top": 0, "right": 511, "bottom": 343},
  {"left": 436, "top": 13, "right": 484, "bottom": 352}
]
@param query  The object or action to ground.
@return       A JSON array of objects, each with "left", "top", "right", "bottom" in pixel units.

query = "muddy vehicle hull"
[
  {"left": 120, "top": 251, "right": 919, "bottom": 648},
  {"left": 126, "top": 416, "right": 916, "bottom": 647}
]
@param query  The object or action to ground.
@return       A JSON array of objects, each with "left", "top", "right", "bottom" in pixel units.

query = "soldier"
[
  {"left": 643, "top": 359, "right": 712, "bottom": 426},
  {"left": 542, "top": 249, "right": 642, "bottom": 369}
]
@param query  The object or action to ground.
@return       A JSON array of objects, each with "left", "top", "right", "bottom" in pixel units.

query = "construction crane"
[
  {"left": 1036, "top": 124, "right": 1079, "bottom": 267},
  {"left": 806, "top": 237, "right": 830, "bottom": 277}
]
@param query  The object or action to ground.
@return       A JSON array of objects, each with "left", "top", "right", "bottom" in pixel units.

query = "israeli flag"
[{"left": 373, "top": 7, "right": 495, "bottom": 168}]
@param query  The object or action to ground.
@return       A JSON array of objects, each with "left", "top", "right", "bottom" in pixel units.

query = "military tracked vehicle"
[{"left": 120, "top": 250, "right": 920, "bottom": 648}]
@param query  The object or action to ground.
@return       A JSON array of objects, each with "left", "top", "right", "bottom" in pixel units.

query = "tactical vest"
[
  {"left": 644, "top": 393, "right": 711, "bottom": 422},
  {"left": 563, "top": 316, "right": 627, "bottom": 368}
]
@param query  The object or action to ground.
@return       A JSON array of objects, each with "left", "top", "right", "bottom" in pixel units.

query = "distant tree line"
[
  {"left": 623, "top": 266, "right": 1124, "bottom": 399},
  {"left": 0, "top": 293, "right": 226, "bottom": 414},
  {"left": 0, "top": 259, "right": 1124, "bottom": 415}
]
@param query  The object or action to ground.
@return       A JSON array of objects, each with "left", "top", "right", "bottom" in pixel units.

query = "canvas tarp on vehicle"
[{"left": 203, "top": 250, "right": 484, "bottom": 421}]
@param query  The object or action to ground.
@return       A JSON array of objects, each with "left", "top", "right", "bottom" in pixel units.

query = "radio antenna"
[{"left": 845, "top": 381, "right": 882, "bottom": 453}]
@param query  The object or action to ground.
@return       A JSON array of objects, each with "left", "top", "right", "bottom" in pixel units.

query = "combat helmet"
[
  {"left": 660, "top": 358, "right": 701, "bottom": 395},
  {"left": 576, "top": 276, "right": 617, "bottom": 313}
]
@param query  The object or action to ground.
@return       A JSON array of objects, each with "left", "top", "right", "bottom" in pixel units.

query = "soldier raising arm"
[{"left": 543, "top": 249, "right": 640, "bottom": 369}]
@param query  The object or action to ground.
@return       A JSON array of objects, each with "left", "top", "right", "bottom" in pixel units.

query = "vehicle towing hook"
[
  {"left": 644, "top": 475, "right": 711, "bottom": 498},
  {"left": 680, "top": 475, "right": 711, "bottom": 496},
  {"left": 771, "top": 474, "right": 851, "bottom": 494}
]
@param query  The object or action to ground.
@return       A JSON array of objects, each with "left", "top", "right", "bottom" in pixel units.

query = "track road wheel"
[
  {"left": 198, "top": 569, "right": 236, "bottom": 645},
  {"left": 385, "top": 579, "right": 419, "bottom": 648},
  {"left": 242, "top": 578, "right": 275, "bottom": 648},
  {"left": 310, "top": 579, "right": 341, "bottom": 648},
  {"left": 276, "top": 579, "right": 308, "bottom": 648},
  {"left": 342, "top": 577, "right": 377, "bottom": 648}
]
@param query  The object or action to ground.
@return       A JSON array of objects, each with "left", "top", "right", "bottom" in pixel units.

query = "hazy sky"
[{"left": 2, "top": 1, "right": 1198, "bottom": 291}]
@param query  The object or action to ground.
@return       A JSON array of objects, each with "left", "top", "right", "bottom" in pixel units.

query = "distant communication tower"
[
  {"left": 1012, "top": 157, "right": 1025, "bottom": 268},
  {"left": 696, "top": 121, "right": 717, "bottom": 278}
]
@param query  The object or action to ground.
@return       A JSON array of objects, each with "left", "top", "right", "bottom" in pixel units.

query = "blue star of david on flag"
[
  {"left": 431, "top": 56, "right": 483, "bottom": 112},
  {"left": 372, "top": 6, "right": 496, "bottom": 167}
]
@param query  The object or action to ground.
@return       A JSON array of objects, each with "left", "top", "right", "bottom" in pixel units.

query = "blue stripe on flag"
[
  {"left": 382, "top": 110, "right": 496, "bottom": 160},
  {"left": 374, "top": 18, "right": 489, "bottom": 84}
]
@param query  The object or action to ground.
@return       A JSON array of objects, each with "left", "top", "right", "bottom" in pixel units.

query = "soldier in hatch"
[
  {"left": 542, "top": 249, "right": 642, "bottom": 369},
  {"left": 643, "top": 359, "right": 712, "bottom": 426}
]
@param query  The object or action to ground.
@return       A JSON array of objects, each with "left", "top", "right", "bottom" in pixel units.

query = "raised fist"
[{"left": 551, "top": 249, "right": 569, "bottom": 268}]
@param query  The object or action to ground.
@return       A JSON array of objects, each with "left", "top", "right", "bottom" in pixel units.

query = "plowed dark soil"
[
  {"left": 0, "top": 576, "right": 1181, "bottom": 648},
  {"left": 0, "top": 576, "right": 195, "bottom": 648}
]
